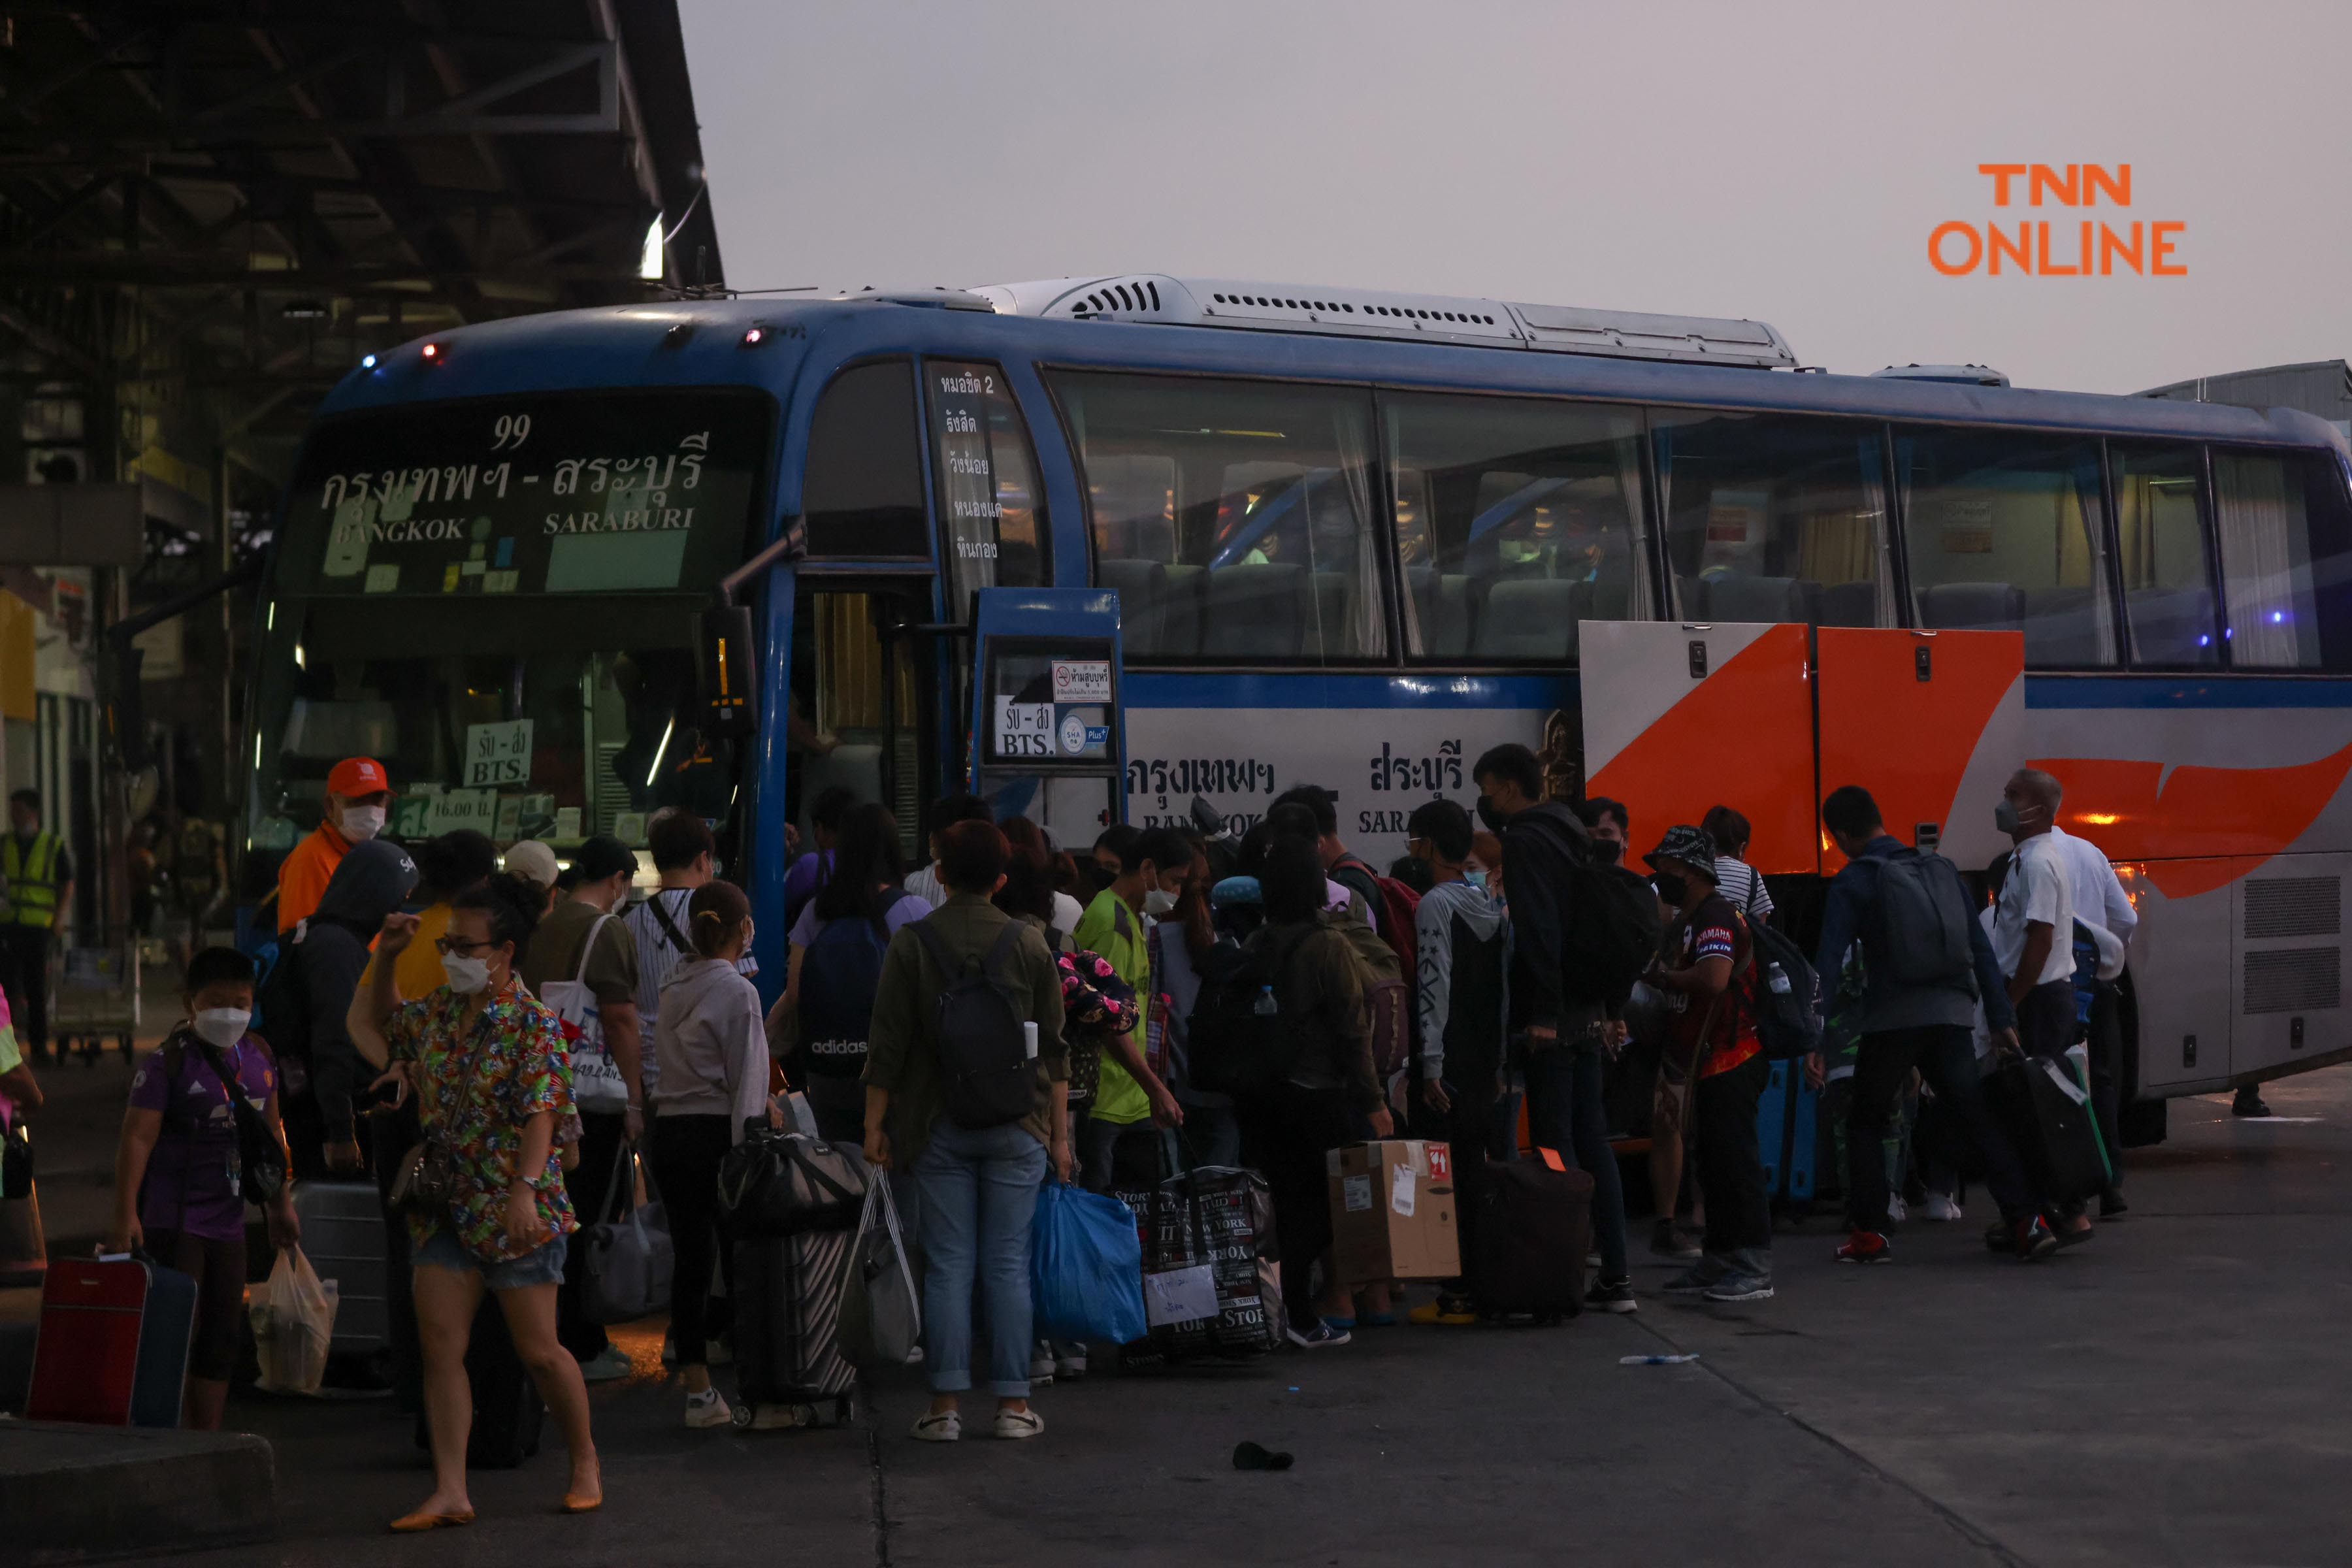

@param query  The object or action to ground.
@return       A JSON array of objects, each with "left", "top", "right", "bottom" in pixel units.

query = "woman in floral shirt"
[{"left": 352, "top": 873, "right": 600, "bottom": 1531}]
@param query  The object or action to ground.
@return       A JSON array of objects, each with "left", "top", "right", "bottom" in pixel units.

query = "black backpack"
[
  {"left": 1563, "top": 860, "right": 1665, "bottom": 1012},
  {"left": 910, "top": 919, "right": 1039, "bottom": 1129},
  {"left": 1186, "top": 925, "right": 1316, "bottom": 1098},
  {"left": 1865, "top": 847, "right": 1978, "bottom": 990},
  {"left": 1741, "top": 912, "right": 1823, "bottom": 1061},
  {"left": 795, "top": 913, "right": 891, "bottom": 1080}
]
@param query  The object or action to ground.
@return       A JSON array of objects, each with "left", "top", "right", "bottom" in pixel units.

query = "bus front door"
[{"left": 968, "top": 587, "right": 1127, "bottom": 843}]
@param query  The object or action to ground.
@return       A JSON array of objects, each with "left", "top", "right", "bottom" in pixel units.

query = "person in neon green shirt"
[{"left": 1071, "top": 825, "right": 1188, "bottom": 1190}]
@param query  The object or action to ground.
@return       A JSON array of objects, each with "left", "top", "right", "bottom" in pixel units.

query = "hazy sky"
[{"left": 679, "top": 1, "right": 2352, "bottom": 394}]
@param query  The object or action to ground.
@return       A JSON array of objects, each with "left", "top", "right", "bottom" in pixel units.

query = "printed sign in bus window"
[{"left": 282, "top": 391, "right": 772, "bottom": 597}]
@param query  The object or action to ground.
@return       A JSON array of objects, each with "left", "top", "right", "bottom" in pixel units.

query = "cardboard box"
[{"left": 1327, "top": 1140, "right": 1459, "bottom": 1284}]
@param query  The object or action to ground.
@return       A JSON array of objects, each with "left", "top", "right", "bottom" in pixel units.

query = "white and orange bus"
[{"left": 249, "top": 274, "right": 2352, "bottom": 1136}]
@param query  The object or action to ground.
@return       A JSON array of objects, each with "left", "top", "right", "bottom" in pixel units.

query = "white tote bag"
[{"left": 542, "top": 913, "right": 630, "bottom": 1111}]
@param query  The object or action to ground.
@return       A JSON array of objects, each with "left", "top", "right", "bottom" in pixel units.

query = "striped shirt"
[{"left": 1714, "top": 856, "right": 1773, "bottom": 921}]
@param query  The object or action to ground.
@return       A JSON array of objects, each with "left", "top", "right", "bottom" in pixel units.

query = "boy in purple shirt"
[{"left": 108, "top": 947, "right": 298, "bottom": 1429}]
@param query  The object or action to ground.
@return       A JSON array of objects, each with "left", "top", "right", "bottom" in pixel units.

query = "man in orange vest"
[{"left": 276, "top": 757, "right": 392, "bottom": 933}]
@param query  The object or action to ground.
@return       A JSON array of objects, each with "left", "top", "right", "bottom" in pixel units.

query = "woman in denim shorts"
[{"left": 354, "top": 873, "right": 599, "bottom": 1531}]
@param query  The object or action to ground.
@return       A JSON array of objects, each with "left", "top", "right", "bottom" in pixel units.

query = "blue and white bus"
[{"left": 249, "top": 273, "right": 2352, "bottom": 1118}]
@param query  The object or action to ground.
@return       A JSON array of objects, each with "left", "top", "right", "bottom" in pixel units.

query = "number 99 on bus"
[{"left": 491, "top": 413, "right": 532, "bottom": 449}]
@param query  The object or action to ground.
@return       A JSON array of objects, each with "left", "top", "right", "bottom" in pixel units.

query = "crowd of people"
[{"left": 20, "top": 737, "right": 2158, "bottom": 1525}]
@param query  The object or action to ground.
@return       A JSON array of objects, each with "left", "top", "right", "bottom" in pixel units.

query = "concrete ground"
[{"left": 11, "top": 1044, "right": 2351, "bottom": 1567}]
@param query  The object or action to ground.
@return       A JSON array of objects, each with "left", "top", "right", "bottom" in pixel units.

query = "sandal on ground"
[{"left": 389, "top": 1509, "right": 474, "bottom": 1533}]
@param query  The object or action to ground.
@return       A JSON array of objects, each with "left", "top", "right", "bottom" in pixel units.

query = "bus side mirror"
[{"left": 700, "top": 605, "right": 757, "bottom": 739}]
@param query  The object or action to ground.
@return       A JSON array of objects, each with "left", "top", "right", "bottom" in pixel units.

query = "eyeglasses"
[{"left": 434, "top": 936, "right": 498, "bottom": 956}]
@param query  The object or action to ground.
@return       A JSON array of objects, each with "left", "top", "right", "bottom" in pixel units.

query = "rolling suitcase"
[
  {"left": 1984, "top": 1054, "right": 2107, "bottom": 1207},
  {"left": 27, "top": 1252, "right": 197, "bottom": 1426},
  {"left": 293, "top": 1179, "right": 391, "bottom": 1369},
  {"left": 411, "top": 1292, "right": 544, "bottom": 1468},
  {"left": 1756, "top": 1060, "right": 1820, "bottom": 1205},
  {"left": 1468, "top": 1153, "right": 1590, "bottom": 1322},
  {"left": 732, "top": 1229, "right": 858, "bottom": 1428}
]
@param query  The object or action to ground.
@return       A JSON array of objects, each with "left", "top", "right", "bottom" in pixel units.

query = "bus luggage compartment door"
[
  {"left": 1814, "top": 627, "right": 2023, "bottom": 874},
  {"left": 968, "top": 587, "right": 1127, "bottom": 840},
  {"left": 1580, "top": 620, "right": 1818, "bottom": 875}
]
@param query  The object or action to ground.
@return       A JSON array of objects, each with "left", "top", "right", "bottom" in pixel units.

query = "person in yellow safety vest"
[
  {"left": 1, "top": 789, "right": 74, "bottom": 1064},
  {"left": 276, "top": 757, "right": 392, "bottom": 934}
]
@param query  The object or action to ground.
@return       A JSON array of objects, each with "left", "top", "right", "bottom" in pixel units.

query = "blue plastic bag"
[{"left": 1030, "top": 1180, "right": 1147, "bottom": 1345}]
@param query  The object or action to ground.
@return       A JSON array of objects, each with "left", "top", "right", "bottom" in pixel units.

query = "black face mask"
[
  {"left": 1591, "top": 838, "right": 1623, "bottom": 865},
  {"left": 1652, "top": 872, "right": 1688, "bottom": 905},
  {"left": 1475, "top": 795, "right": 1507, "bottom": 834},
  {"left": 1090, "top": 862, "right": 1120, "bottom": 895}
]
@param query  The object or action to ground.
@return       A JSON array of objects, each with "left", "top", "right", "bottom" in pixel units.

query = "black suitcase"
[
  {"left": 732, "top": 1229, "right": 857, "bottom": 1428},
  {"left": 412, "top": 1292, "right": 544, "bottom": 1468},
  {"left": 1985, "top": 1054, "right": 2107, "bottom": 1207},
  {"left": 1469, "top": 1156, "right": 1592, "bottom": 1322}
]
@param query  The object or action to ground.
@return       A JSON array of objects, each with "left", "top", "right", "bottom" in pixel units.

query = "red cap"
[{"left": 328, "top": 757, "right": 391, "bottom": 796}]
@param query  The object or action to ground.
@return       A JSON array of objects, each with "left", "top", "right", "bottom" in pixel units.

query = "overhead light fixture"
[{"left": 639, "top": 215, "right": 665, "bottom": 282}]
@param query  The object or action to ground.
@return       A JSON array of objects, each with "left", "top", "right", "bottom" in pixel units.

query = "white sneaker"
[
  {"left": 578, "top": 1345, "right": 632, "bottom": 1383},
  {"left": 911, "top": 1409, "right": 962, "bottom": 1443},
  {"left": 1921, "top": 1191, "right": 1965, "bottom": 1222},
  {"left": 994, "top": 1407, "right": 1045, "bottom": 1440},
  {"left": 684, "top": 1388, "right": 733, "bottom": 1429},
  {"left": 1886, "top": 1195, "right": 1909, "bottom": 1224},
  {"left": 1054, "top": 1348, "right": 1087, "bottom": 1380},
  {"left": 1029, "top": 1342, "right": 1057, "bottom": 1382}
]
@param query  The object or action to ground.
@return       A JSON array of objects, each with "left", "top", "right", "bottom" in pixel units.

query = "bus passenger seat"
[
  {"left": 1473, "top": 578, "right": 1578, "bottom": 661},
  {"left": 2023, "top": 587, "right": 2103, "bottom": 664},
  {"left": 1207, "top": 562, "right": 1307, "bottom": 657},
  {"left": 1159, "top": 563, "right": 1206, "bottom": 656},
  {"left": 1703, "top": 574, "right": 1817, "bottom": 625},
  {"left": 1097, "top": 558, "right": 1168, "bottom": 656},
  {"left": 1434, "top": 574, "right": 1472, "bottom": 657},
  {"left": 1818, "top": 580, "right": 1880, "bottom": 627},
  {"left": 1919, "top": 581, "right": 2027, "bottom": 631},
  {"left": 1305, "top": 570, "right": 1354, "bottom": 659}
]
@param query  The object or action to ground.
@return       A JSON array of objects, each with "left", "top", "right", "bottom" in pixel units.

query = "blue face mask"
[{"left": 1465, "top": 869, "right": 1489, "bottom": 890}]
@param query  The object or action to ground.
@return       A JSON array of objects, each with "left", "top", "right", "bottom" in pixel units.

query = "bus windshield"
[{"left": 250, "top": 388, "right": 774, "bottom": 857}]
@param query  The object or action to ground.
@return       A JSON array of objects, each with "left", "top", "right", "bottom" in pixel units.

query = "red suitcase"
[{"left": 27, "top": 1252, "right": 199, "bottom": 1427}]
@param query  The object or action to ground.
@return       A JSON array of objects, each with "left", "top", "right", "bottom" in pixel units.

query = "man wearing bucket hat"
[
  {"left": 276, "top": 756, "right": 394, "bottom": 934},
  {"left": 1641, "top": 825, "right": 1774, "bottom": 1304}
]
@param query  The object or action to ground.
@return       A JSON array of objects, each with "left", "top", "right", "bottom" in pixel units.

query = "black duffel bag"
[{"left": 715, "top": 1126, "right": 869, "bottom": 1236}]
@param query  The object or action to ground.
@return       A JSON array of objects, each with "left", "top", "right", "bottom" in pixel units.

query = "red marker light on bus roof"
[
  {"left": 420, "top": 342, "right": 442, "bottom": 362},
  {"left": 742, "top": 325, "right": 767, "bottom": 347}
]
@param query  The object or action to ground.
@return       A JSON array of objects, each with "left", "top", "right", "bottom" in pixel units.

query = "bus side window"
[
  {"left": 2212, "top": 448, "right": 2352, "bottom": 670},
  {"left": 802, "top": 360, "right": 928, "bottom": 559},
  {"left": 2112, "top": 444, "right": 2220, "bottom": 666},
  {"left": 1382, "top": 392, "right": 1650, "bottom": 663},
  {"left": 1895, "top": 428, "right": 2118, "bottom": 667},
  {"left": 1051, "top": 372, "right": 1387, "bottom": 664},
  {"left": 925, "top": 359, "right": 1049, "bottom": 616},
  {"left": 1653, "top": 412, "right": 1891, "bottom": 628}
]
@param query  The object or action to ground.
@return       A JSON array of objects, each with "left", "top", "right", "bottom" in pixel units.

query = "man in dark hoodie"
[
  {"left": 1471, "top": 742, "right": 1632, "bottom": 1296},
  {"left": 283, "top": 837, "right": 417, "bottom": 1178}
]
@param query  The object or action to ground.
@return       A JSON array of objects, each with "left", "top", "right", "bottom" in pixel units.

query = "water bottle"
[
  {"left": 1252, "top": 985, "right": 1277, "bottom": 1017},
  {"left": 1766, "top": 962, "right": 1792, "bottom": 997}
]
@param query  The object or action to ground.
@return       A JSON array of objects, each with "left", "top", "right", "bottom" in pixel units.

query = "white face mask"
[
  {"left": 340, "top": 804, "right": 387, "bottom": 841},
  {"left": 442, "top": 953, "right": 492, "bottom": 995},
  {"left": 1143, "top": 887, "right": 1181, "bottom": 917},
  {"left": 192, "top": 1007, "right": 250, "bottom": 1049}
]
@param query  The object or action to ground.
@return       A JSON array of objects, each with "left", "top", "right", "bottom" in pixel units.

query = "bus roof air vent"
[
  {"left": 969, "top": 276, "right": 1794, "bottom": 367},
  {"left": 1871, "top": 363, "right": 2012, "bottom": 387}
]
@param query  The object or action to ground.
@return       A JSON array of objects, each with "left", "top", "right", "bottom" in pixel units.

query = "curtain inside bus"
[{"left": 2112, "top": 444, "right": 2221, "bottom": 666}]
